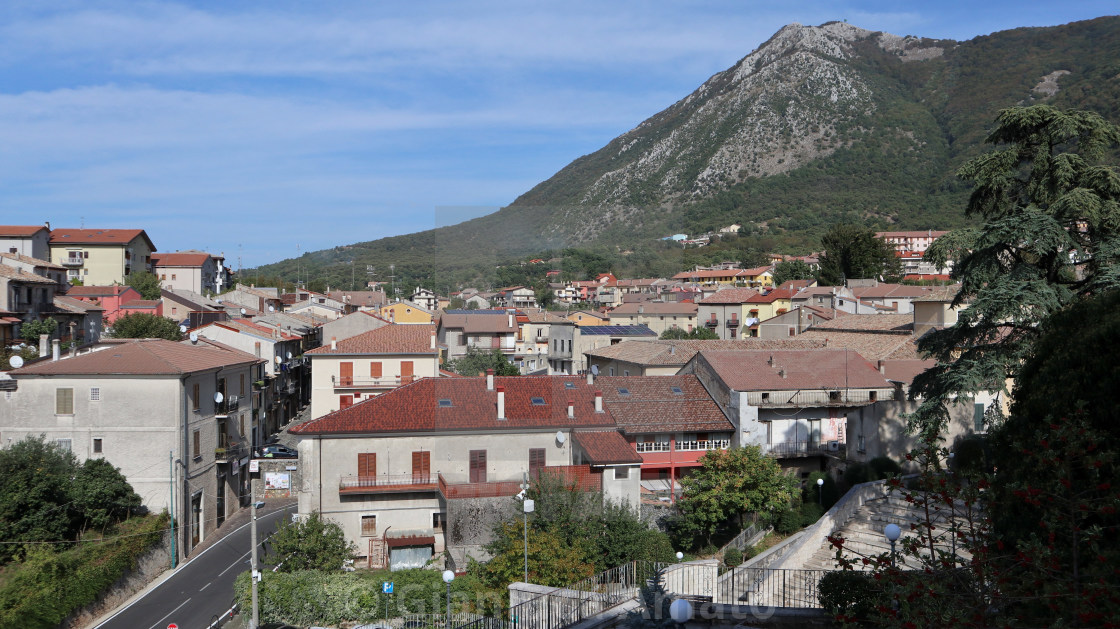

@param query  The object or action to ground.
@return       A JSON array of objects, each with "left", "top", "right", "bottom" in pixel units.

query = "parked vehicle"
[{"left": 256, "top": 444, "right": 298, "bottom": 458}]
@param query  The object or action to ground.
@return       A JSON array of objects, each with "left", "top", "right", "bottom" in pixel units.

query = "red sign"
[{"left": 168, "top": 624, "right": 178, "bottom": 629}]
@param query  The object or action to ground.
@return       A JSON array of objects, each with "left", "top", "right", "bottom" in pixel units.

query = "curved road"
[{"left": 95, "top": 502, "right": 296, "bottom": 629}]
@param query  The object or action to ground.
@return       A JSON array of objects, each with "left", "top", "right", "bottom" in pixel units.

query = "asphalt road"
[{"left": 94, "top": 502, "right": 297, "bottom": 629}]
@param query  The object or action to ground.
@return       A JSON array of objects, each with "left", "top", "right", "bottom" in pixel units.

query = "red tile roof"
[
  {"left": 151, "top": 252, "right": 210, "bottom": 267},
  {"left": 574, "top": 430, "right": 643, "bottom": 464},
  {"left": 291, "top": 376, "right": 617, "bottom": 435},
  {"left": 0, "top": 265, "right": 57, "bottom": 284},
  {"left": 0, "top": 252, "right": 65, "bottom": 270},
  {"left": 809, "top": 314, "right": 912, "bottom": 332},
  {"left": 695, "top": 349, "right": 891, "bottom": 392},
  {"left": 201, "top": 319, "right": 301, "bottom": 341},
  {"left": 585, "top": 338, "right": 826, "bottom": 366},
  {"left": 0, "top": 225, "right": 48, "bottom": 237},
  {"left": 698, "top": 288, "right": 761, "bottom": 304},
  {"left": 121, "top": 299, "right": 161, "bottom": 309},
  {"left": 610, "top": 302, "right": 697, "bottom": 316},
  {"left": 877, "top": 359, "right": 935, "bottom": 385},
  {"left": 66, "top": 285, "right": 138, "bottom": 298},
  {"left": 11, "top": 338, "right": 260, "bottom": 376},
  {"left": 745, "top": 287, "right": 796, "bottom": 303},
  {"left": 439, "top": 312, "right": 516, "bottom": 334},
  {"left": 307, "top": 324, "right": 436, "bottom": 355},
  {"left": 598, "top": 375, "right": 733, "bottom": 434},
  {"left": 49, "top": 228, "right": 153, "bottom": 249}
]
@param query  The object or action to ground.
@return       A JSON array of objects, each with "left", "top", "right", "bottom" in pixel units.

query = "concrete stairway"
[{"left": 801, "top": 494, "right": 971, "bottom": 571}]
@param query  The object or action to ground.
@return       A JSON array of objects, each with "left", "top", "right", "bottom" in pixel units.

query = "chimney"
[
  {"left": 767, "top": 354, "right": 774, "bottom": 367},
  {"left": 878, "top": 360, "right": 886, "bottom": 374},
  {"left": 390, "top": 310, "right": 395, "bottom": 323},
  {"left": 486, "top": 368, "right": 494, "bottom": 391},
  {"left": 52, "top": 339, "right": 60, "bottom": 361},
  {"left": 39, "top": 334, "right": 48, "bottom": 358},
  {"left": 254, "top": 341, "right": 261, "bottom": 358},
  {"left": 430, "top": 331, "right": 436, "bottom": 350},
  {"left": 638, "top": 305, "right": 644, "bottom": 314},
  {"left": 779, "top": 369, "right": 786, "bottom": 379},
  {"left": 508, "top": 312, "right": 514, "bottom": 328},
  {"left": 669, "top": 345, "right": 676, "bottom": 355},
  {"left": 567, "top": 400, "right": 574, "bottom": 419},
  {"left": 586, "top": 370, "right": 594, "bottom": 385},
  {"left": 594, "top": 390, "right": 603, "bottom": 413},
  {"left": 496, "top": 386, "right": 506, "bottom": 420},
  {"left": 331, "top": 336, "right": 337, "bottom": 351},
  {"left": 44, "top": 220, "right": 50, "bottom": 230}
]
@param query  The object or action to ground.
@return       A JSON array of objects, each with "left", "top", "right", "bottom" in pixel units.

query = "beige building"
[
  {"left": 585, "top": 338, "right": 826, "bottom": 377},
  {"left": 49, "top": 228, "right": 156, "bottom": 286},
  {"left": 696, "top": 288, "right": 761, "bottom": 340},
  {"left": 152, "top": 250, "right": 230, "bottom": 295},
  {"left": 0, "top": 224, "right": 52, "bottom": 260},
  {"left": 1, "top": 338, "right": 264, "bottom": 561},
  {"left": 308, "top": 324, "right": 440, "bottom": 419},
  {"left": 608, "top": 302, "right": 697, "bottom": 336},
  {"left": 291, "top": 373, "right": 641, "bottom": 570}
]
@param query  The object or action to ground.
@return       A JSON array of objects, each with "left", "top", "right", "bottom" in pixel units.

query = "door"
[
  {"left": 412, "top": 451, "right": 430, "bottom": 483},
  {"left": 400, "top": 361, "right": 414, "bottom": 384},
  {"left": 340, "top": 362, "right": 353, "bottom": 386},
  {"left": 469, "top": 450, "right": 487, "bottom": 483},
  {"left": 340, "top": 394, "right": 354, "bottom": 410}
]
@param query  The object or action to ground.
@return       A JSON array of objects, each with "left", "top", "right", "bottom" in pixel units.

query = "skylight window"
[
  {"left": 438, "top": 399, "right": 453, "bottom": 408},
  {"left": 564, "top": 382, "right": 576, "bottom": 389},
  {"left": 531, "top": 397, "right": 546, "bottom": 406},
  {"left": 670, "top": 386, "right": 683, "bottom": 395},
  {"left": 617, "top": 388, "right": 630, "bottom": 396}
]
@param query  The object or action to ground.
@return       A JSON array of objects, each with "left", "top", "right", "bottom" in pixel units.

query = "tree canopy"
[
  {"left": 20, "top": 317, "right": 58, "bottom": 343},
  {"left": 446, "top": 347, "right": 519, "bottom": 376},
  {"left": 106, "top": 312, "right": 184, "bottom": 341},
  {"left": 816, "top": 224, "right": 901, "bottom": 286},
  {"left": 266, "top": 511, "right": 357, "bottom": 572},
  {"left": 911, "top": 105, "right": 1120, "bottom": 439},
  {"left": 659, "top": 326, "right": 718, "bottom": 340},
  {"left": 124, "top": 271, "right": 162, "bottom": 300},
  {"left": 770, "top": 259, "right": 815, "bottom": 287}
]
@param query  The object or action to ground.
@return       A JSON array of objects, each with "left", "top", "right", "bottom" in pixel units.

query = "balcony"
[
  {"left": 215, "top": 443, "right": 247, "bottom": 463},
  {"left": 437, "top": 465, "right": 599, "bottom": 500},
  {"left": 636, "top": 441, "right": 670, "bottom": 453},
  {"left": 215, "top": 395, "right": 241, "bottom": 417},
  {"left": 62, "top": 256, "right": 84, "bottom": 266},
  {"left": 332, "top": 375, "right": 412, "bottom": 389},
  {"left": 762, "top": 440, "right": 842, "bottom": 458},
  {"left": 726, "top": 318, "right": 740, "bottom": 328},
  {"left": 339, "top": 473, "right": 437, "bottom": 495},
  {"left": 704, "top": 318, "right": 719, "bottom": 328},
  {"left": 676, "top": 438, "right": 731, "bottom": 451}
]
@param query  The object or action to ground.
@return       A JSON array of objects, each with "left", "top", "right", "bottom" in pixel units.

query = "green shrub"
[
  {"left": 775, "top": 508, "right": 801, "bottom": 534},
  {"left": 805, "top": 471, "right": 840, "bottom": 509},
  {"left": 799, "top": 502, "right": 824, "bottom": 527},
  {"left": 951, "top": 434, "right": 989, "bottom": 475},
  {"left": 818, "top": 570, "right": 879, "bottom": 619},
  {"left": 842, "top": 462, "right": 871, "bottom": 487},
  {"left": 868, "top": 456, "right": 902, "bottom": 479},
  {"left": 723, "top": 547, "right": 743, "bottom": 568}
]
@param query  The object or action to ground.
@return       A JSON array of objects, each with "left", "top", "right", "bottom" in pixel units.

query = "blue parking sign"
[{"left": 383, "top": 581, "right": 394, "bottom": 594}]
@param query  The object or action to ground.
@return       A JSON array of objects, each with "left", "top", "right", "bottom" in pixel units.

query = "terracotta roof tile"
[
  {"left": 0, "top": 264, "right": 57, "bottom": 284},
  {"left": 11, "top": 338, "right": 260, "bottom": 376},
  {"left": 796, "top": 329, "right": 919, "bottom": 361},
  {"left": 307, "top": 324, "right": 436, "bottom": 355},
  {"left": 585, "top": 338, "right": 826, "bottom": 366},
  {"left": 697, "top": 349, "right": 891, "bottom": 391},
  {"left": 66, "top": 285, "right": 137, "bottom": 297},
  {"left": 53, "top": 295, "right": 104, "bottom": 313},
  {"left": 598, "top": 375, "right": 733, "bottom": 434},
  {"left": 698, "top": 288, "right": 761, "bottom": 304},
  {"left": 122, "top": 299, "right": 161, "bottom": 308},
  {"left": 151, "top": 252, "right": 211, "bottom": 267},
  {"left": 0, "top": 252, "right": 65, "bottom": 270},
  {"left": 49, "top": 228, "right": 151, "bottom": 247},
  {"left": 809, "top": 314, "right": 912, "bottom": 332},
  {"left": 573, "top": 430, "right": 643, "bottom": 464},
  {"left": 0, "top": 225, "right": 49, "bottom": 237}
]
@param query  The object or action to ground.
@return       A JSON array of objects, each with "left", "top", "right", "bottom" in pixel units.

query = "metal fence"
[{"left": 716, "top": 567, "right": 827, "bottom": 608}]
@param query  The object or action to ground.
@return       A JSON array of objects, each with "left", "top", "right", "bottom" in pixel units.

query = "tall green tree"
[
  {"left": 0, "top": 436, "right": 79, "bottom": 561},
  {"left": 770, "top": 260, "right": 815, "bottom": 287},
  {"left": 266, "top": 512, "right": 357, "bottom": 572},
  {"left": 71, "top": 458, "right": 143, "bottom": 532},
  {"left": 106, "top": 312, "right": 184, "bottom": 340},
  {"left": 124, "top": 271, "right": 162, "bottom": 300},
  {"left": 20, "top": 317, "right": 59, "bottom": 343},
  {"left": 659, "top": 326, "right": 718, "bottom": 340},
  {"left": 446, "top": 347, "right": 519, "bottom": 376},
  {"left": 911, "top": 106, "right": 1120, "bottom": 439},
  {"left": 816, "top": 224, "right": 901, "bottom": 286},
  {"left": 674, "top": 446, "right": 799, "bottom": 546}
]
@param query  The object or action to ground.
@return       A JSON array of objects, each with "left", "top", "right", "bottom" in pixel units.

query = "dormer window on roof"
[
  {"left": 531, "top": 397, "right": 546, "bottom": 406},
  {"left": 617, "top": 388, "right": 630, "bottom": 396},
  {"left": 438, "top": 399, "right": 453, "bottom": 408}
]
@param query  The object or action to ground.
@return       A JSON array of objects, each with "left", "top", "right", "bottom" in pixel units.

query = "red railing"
[
  {"left": 339, "top": 473, "right": 437, "bottom": 494},
  {"left": 438, "top": 465, "right": 600, "bottom": 499}
]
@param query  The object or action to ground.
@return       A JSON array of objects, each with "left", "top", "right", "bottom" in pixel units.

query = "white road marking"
[{"left": 148, "top": 597, "right": 190, "bottom": 629}]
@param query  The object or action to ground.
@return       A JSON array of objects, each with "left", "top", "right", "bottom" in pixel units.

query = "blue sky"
[{"left": 0, "top": 1, "right": 1114, "bottom": 268}]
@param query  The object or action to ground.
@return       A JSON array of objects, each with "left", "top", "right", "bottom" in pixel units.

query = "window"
[
  {"left": 240, "top": 375, "right": 245, "bottom": 396},
  {"left": 240, "top": 414, "right": 245, "bottom": 436},
  {"left": 361, "top": 515, "right": 378, "bottom": 536},
  {"left": 192, "top": 430, "right": 201, "bottom": 459},
  {"left": 869, "top": 391, "right": 877, "bottom": 402},
  {"left": 56, "top": 438, "right": 72, "bottom": 452},
  {"left": 93, "top": 438, "right": 103, "bottom": 454},
  {"left": 829, "top": 391, "right": 841, "bottom": 402},
  {"left": 89, "top": 387, "right": 101, "bottom": 401},
  {"left": 623, "top": 370, "right": 630, "bottom": 376},
  {"left": 56, "top": 388, "right": 74, "bottom": 415},
  {"left": 530, "top": 397, "right": 546, "bottom": 406},
  {"left": 761, "top": 392, "right": 770, "bottom": 401},
  {"left": 974, "top": 403, "right": 985, "bottom": 432},
  {"left": 617, "top": 388, "right": 630, "bottom": 396},
  {"left": 433, "top": 512, "right": 446, "bottom": 531},
  {"left": 412, "top": 451, "right": 430, "bottom": 481},
  {"left": 615, "top": 467, "right": 629, "bottom": 480},
  {"left": 670, "top": 386, "right": 683, "bottom": 395},
  {"left": 469, "top": 450, "right": 487, "bottom": 483},
  {"left": 370, "top": 362, "right": 382, "bottom": 378},
  {"left": 438, "top": 399, "right": 453, "bottom": 408},
  {"left": 192, "top": 383, "right": 200, "bottom": 411},
  {"left": 172, "top": 307, "right": 177, "bottom": 315},
  {"left": 171, "top": 274, "right": 177, "bottom": 280},
  {"left": 339, "top": 362, "right": 353, "bottom": 386},
  {"left": 564, "top": 382, "right": 576, "bottom": 389},
  {"left": 529, "top": 448, "right": 546, "bottom": 477},
  {"left": 161, "top": 274, "right": 166, "bottom": 280},
  {"left": 340, "top": 395, "right": 354, "bottom": 410},
  {"left": 359, "top": 453, "right": 377, "bottom": 477}
]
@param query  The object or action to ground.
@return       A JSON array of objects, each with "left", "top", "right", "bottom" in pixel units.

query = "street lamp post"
[
  {"left": 816, "top": 477, "right": 824, "bottom": 505},
  {"left": 442, "top": 569, "right": 455, "bottom": 629},
  {"left": 883, "top": 523, "right": 901, "bottom": 568},
  {"left": 676, "top": 551, "right": 684, "bottom": 562},
  {"left": 669, "top": 598, "right": 693, "bottom": 625}
]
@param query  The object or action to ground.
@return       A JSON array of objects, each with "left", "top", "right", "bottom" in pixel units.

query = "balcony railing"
[
  {"left": 62, "top": 256, "right": 84, "bottom": 266},
  {"left": 215, "top": 443, "right": 247, "bottom": 462},
  {"left": 214, "top": 395, "right": 240, "bottom": 417},
  {"left": 636, "top": 441, "right": 670, "bottom": 453},
  {"left": 762, "top": 440, "right": 843, "bottom": 458},
  {"left": 704, "top": 318, "right": 718, "bottom": 328},
  {"left": 726, "top": 318, "right": 740, "bottom": 328},
  {"left": 339, "top": 473, "right": 437, "bottom": 494},
  {"left": 438, "top": 465, "right": 599, "bottom": 500},
  {"left": 332, "top": 375, "right": 410, "bottom": 389}
]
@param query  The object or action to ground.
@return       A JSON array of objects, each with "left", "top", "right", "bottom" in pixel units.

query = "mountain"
[{"left": 250, "top": 16, "right": 1120, "bottom": 290}]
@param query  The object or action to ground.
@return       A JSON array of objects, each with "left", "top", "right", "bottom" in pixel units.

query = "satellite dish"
[
  {"left": 286, "top": 351, "right": 293, "bottom": 360},
  {"left": 216, "top": 298, "right": 222, "bottom": 304},
  {"left": 590, "top": 365, "right": 599, "bottom": 376},
  {"left": 240, "top": 308, "right": 247, "bottom": 315},
  {"left": 179, "top": 324, "right": 188, "bottom": 333},
  {"left": 214, "top": 391, "right": 224, "bottom": 403},
  {"left": 269, "top": 305, "right": 275, "bottom": 312},
  {"left": 9, "top": 355, "right": 24, "bottom": 369},
  {"left": 275, "top": 356, "right": 282, "bottom": 364},
  {"left": 189, "top": 331, "right": 198, "bottom": 344},
  {"left": 556, "top": 430, "right": 566, "bottom": 444}
]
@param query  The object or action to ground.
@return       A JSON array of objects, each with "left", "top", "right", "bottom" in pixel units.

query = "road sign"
[
  {"left": 168, "top": 624, "right": 178, "bottom": 629},
  {"left": 382, "top": 581, "right": 394, "bottom": 594}
]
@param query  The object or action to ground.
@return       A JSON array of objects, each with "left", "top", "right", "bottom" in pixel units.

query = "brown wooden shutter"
[
  {"left": 340, "top": 362, "right": 353, "bottom": 386},
  {"left": 529, "top": 448, "right": 546, "bottom": 478},
  {"left": 340, "top": 395, "right": 354, "bottom": 410},
  {"left": 412, "top": 451, "right": 430, "bottom": 482},
  {"left": 370, "top": 362, "right": 382, "bottom": 378},
  {"left": 469, "top": 450, "right": 487, "bottom": 483},
  {"left": 400, "top": 361, "right": 414, "bottom": 384},
  {"left": 358, "top": 453, "right": 377, "bottom": 477}
]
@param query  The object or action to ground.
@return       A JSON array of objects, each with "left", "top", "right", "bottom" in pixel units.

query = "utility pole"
[
  {"left": 169, "top": 451, "right": 176, "bottom": 569},
  {"left": 251, "top": 487, "right": 262, "bottom": 629}
]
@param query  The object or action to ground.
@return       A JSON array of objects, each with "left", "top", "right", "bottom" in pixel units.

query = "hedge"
[{"left": 0, "top": 512, "right": 169, "bottom": 629}]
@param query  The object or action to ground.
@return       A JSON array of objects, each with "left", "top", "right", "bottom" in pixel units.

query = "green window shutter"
[{"left": 973, "top": 403, "right": 985, "bottom": 432}]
